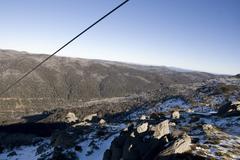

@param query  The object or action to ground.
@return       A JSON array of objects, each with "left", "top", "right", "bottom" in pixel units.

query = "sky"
[{"left": 0, "top": 0, "right": 239, "bottom": 75}]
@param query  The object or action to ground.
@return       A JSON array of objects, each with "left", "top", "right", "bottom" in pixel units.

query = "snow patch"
[
  {"left": 76, "top": 133, "right": 118, "bottom": 160},
  {"left": 150, "top": 98, "right": 190, "bottom": 112},
  {"left": 76, "top": 123, "right": 126, "bottom": 160},
  {"left": 0, "top": 140, "right": 53, "bottom": 160}
]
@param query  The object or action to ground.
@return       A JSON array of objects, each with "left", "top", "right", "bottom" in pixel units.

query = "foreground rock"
[
  {"left": 1, "top": 78, "right": 240, "bottom": 160},
  {"left": 153, "top": 120, "right": 170, "bottom": 139},
  {"left": 136, "top": 122, "right": 148, "bottom": 133},
  {"left": 156, "top": 134, "right": 191, "bottom": 157},
  {"left": 140, "top": 115, "right": 147, "bottom": 120},
  {"left": 217, "top": 100, "right": 240, "bottom": 117},
  {"left": 66, "top": 112, "right": 78, "bottom": 123},
  {"left": 83, "top": 113, "right": 98, "bottom": 122},
  {"left": 171, "top": 110, "right": 180, "bottom": 119},
  {"left": 98, "top": 119, "right": 106, "bottom": 125},
  {"left": 103, "top": 119, "right": 192, "bottom": 160},
  {"left": 51, "top": 131, "right": 78, "bottom": 149}
]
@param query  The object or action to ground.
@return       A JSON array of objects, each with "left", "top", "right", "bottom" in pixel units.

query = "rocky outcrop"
[
  {"left": 156, "top": 134, "right": 191, "bottom": 157},
  {"left": 171, "top": 111, "right": 180, "bottom": 119},
  {"left": 66, "top": 112, "right": 78, "bottom": 123},
  {"left": 103, "top": 119, "right": 191, "bottom": 160},
  {"left": 1, "top": 75, "right": 240, "bottom": 160},
  {"left": 153, "top": 120, "right": 170, "bottom": 139},
  {"left": 217, "top": 100, "right": 232, "bottom": 115},
  {"left": 51, "top": 131, "right": 78, "bottom": 149},
  {"left": 140, "top": 115, "right": 147, "bottom": 120},
  {"left": 217, "top": 100, "right": 240, "bottom": 117},
  {"left": 203, "top": 124, "right": 214, "bottom": 132},
  {"left": 136, "top": 122, "right": 148, "bottom": 134},
  {"left": 98, "top": 119, "right": 106, "bottom": 125},
  {"left": 83, "top": 113, "right": 98, "bottom": 122}
]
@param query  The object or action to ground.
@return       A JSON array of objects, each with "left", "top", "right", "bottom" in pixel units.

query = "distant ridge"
[
  {"left": 0, "top": 49, "right": 221, "bottom": 110},
  {"left": 235, "top": 74, "right": 240, "bottom": 78}
]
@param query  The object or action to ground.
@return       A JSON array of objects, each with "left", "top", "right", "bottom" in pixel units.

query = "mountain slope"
[{"left": 0, "top": 49, "right": 218, "bottom": 115}]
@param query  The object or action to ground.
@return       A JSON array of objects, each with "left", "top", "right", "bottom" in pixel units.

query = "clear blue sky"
[{"left": 0, "top": 0, "right": 239, "bottom": 75}]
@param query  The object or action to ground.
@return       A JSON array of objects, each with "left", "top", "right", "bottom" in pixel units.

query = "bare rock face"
[
  {"left": 232, "top": 101, "right": 240, "bottom": 105},
  {"left": 137, "top": 123, "right": 148, "bottom": 134},
  {"left": 153, "top": 120, "right": 170, "bottom": 139},
  {"left": 103, "top": 149, "right": 111, "bottom": 160},
  {"left": 103, "top": 119, "right": 194, "bottom": 160},
  {"left": 83, "top": 113, "right": 97, "bottom": 122},
  {"left": 107, "top": 133, "right": 128, "bottom": 160},
  {"left": 140, "top": 115, "right": 147, "bottom": 120},
  {"left": 110, "top": 146, "right": 122, "bottom": 160},
  {"left": 99, "top": 119, "right": 106, "bottom": 125},
  {"left": 156, "top": 134, "right": 191, "bottom": 157},
  {"left": 65, "top": 112, "right": 78, "bottom": 123},
  {"left": 122, "top": 141, "right": 140, "bottom": 160},
  {"left": 51, "top": 131, "right": 78, "bottom": 149},
  {"left": 150, "top": 113, "right": 162, "bottom": 121},
  {"left": 203, "top": 124, "right": 214, "bottom": 131},
  {"left": 171, "top": 129, "right": 186, "bottom": 139},
  {"left": 217, "top": 100, "right": 232, "bottom": 115},
  {"left": 171, "top": 111, "right": 180, "bottom": 119},
  {"left": 202, "top": 124, "right": 225, "bottom": 139},
  {"left": 217, "top": 100, "right": 240, "bottom": 117},
  {"left": 233, "top": 101, "right": 240, "bottom": 111}
]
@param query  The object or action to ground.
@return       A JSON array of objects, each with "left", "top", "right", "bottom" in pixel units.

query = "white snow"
[
  {"left": 0, "top": 123, "right": 126, "bottom": 160},
  {"left": 149, "top": 98, "right": 190, "bottom": 112},
  {"left": 76, "top": 133, "right": 118, "bottom": 160},
  {"left": 76, "top": 123, "right": 126, "bottom": 160},
  {"left": 0, "top": 140, "right": 53, "bottom": 160},
  {"left": 190, "top": 106, "right": 216, "bottom": 114},
  {"left": 0, "top": 146, "right": 38, "bottom": 160}
]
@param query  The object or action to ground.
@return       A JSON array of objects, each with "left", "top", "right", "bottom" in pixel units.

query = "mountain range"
[{"left": 0, "top": 49, "right": 220, "bottom": 118}]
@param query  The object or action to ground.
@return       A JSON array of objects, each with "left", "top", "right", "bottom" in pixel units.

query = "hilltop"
[{"left": 0, "top": 49, "right": 219, "bottom": 120}]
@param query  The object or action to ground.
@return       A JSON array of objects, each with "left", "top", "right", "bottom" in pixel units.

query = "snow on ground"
[
  {"left": 76, "top": 133, "right": 118, "bottom": 160},
  {"left": 195, "top": 130, "right": 240, "bottom": 159},
  {"left": 126, "top": 98, "right": 214, "bottom": 121},
  {"left": 126, "top": 98, "right": 192, "bottom": 121},
  {"left": 190, "top": 106, "right": 216, "bottom": 113},
  {"left": 198, "top": 115, "right": 240, "bottom": 134},
  {"left": 151, "top": 98, "right": 190, "bottom": 112},
  {"left": 187, "top": 112, "right": 240, "bottom": 159},
  {"left": 0, "top": 146, "right": 38, "bottom": 160},
  {"left": 210, "top": 116, "right": 240, "bottom": 136},
  {"left": 0, "top": 140, "right": 53, "bottom": 160},
  {"left": 0, "top": 124, "right": 126, "bottom": 160},
  {"left": 76, "top": 123, "right": 126, "bottom": 160},
  {"left": 1, "top": 95, "right": 239, "bottom": 160}
]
